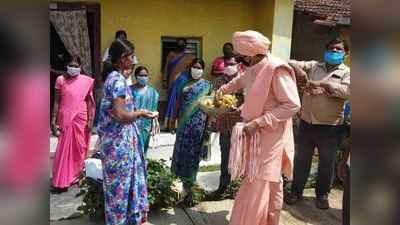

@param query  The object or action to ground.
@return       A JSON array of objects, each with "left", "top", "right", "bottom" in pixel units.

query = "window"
[{"left": 161, "top": 36, "right": 202, "bottom": 70}]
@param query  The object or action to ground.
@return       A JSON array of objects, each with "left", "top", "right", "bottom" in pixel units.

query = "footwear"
[
  {"left": 207, "top": 188, "right": 225, "bottom": 201},
  {"left": 50, "top": 187, "right": 69, "bottom": 194},
  {"left": 284, "top": 192, "right": 302, "bottom": 205},
  {"left": 316, "top": 196, "right": 330, "bottom": 210}
]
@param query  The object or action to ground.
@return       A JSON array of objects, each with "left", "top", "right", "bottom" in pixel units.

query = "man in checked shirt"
[{"left": 210, "top": 55, "right": 244, "bottom": 199}]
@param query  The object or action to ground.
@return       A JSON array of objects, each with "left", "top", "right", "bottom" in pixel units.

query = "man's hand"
[
  {"left": 305, "top": 81, "right": 327, "bottom": 96},
  {"left": 216, "top": 89, "right": 224, "bottom": 100},
  {"left": 319, "top": 81, "right": 335, "bottom": 95},
  {"left": 243, "top": 120, "right": 259, "bottom": 137},
  {"left": 337, "top": 159, "right": 348, "bottom": 182},
  {"left": 162, "top": 80, "right": 169, "bottom": 89}
]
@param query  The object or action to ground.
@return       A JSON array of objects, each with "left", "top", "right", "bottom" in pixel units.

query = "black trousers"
[
  {"left": 219, "top": 131, "right": 232, "bottom": 190},
  {"left": 343, "top": 165, "right": 350, "bottom": 225},
  {"left": 291, "top": 120, "right": 340, "bottom": 197}
]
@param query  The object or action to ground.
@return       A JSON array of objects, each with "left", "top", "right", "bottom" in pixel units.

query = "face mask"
[
  {"left": 136, "top": 76, "right": 149, "bottom": 86},
  {"left": 324, "top": 51, "right": 345, "bottom": 65},
  {"left": 223, "top": 48, "right": 233, "bottom": 58},
  {"left": 237, "top": 56, "right": 251, "bottom": 67},
  {"left": 224, "top": 65, "right": 238, "bottom": 76},
  {"left": 67, "top": 66, "right": 81, "bottom": 76},
  {"left": 191, "top": 67, "right": 203, "bottom": 79}
]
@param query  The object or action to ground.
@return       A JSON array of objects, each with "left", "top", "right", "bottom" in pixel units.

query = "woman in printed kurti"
[
  {"left": 130, "top": 66, "right": 159, "bottom": 154},
  {"left": 171, "top": 58, "right": 211, "bottom": 194},
  {"left": 97, "top": 39, "right": 157, "bottom": 225}
]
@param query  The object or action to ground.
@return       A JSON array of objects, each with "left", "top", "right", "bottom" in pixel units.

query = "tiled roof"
[{"left": 294, "top": 0, "right": 351, "bottom": 25}]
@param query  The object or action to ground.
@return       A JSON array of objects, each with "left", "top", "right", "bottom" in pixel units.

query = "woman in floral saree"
[{"left": 171, "top": 58, "right": 211, "bottom": 198}]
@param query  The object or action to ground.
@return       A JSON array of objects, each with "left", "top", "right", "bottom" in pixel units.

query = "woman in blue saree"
[
  {"left": 171, "top": 58, "right": 211, "bottom": 197},
  {"left": 131, "top": 66, "right": 159, "bottom": 154},
  {"left": 162, "top": 38, "right": 195, "bottom": 131}
]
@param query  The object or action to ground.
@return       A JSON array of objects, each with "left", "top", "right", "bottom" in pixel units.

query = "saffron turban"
[{"left": 232, "top": 30, "right": 271, "bottom": 56}]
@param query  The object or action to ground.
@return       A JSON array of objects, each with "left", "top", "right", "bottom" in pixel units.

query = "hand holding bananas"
[{"left": 203, "top": 94, "right": 238, "bottom": 110}]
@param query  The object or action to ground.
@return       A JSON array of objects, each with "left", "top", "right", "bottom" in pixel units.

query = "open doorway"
[{"left": 49, "top": 2, "right": 100, "bottom": 122}]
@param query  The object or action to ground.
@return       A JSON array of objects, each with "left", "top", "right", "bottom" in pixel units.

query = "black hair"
[
  {"left": 223, "top": 42, "right": 233, "bottom": 49},
  {"left": 325, "top": 37, "right": 348, "bottom": 51},
  {"left": 109, "top": 39, "right": 135, "bottom": 64},
  {"left": 134, "top": 66, "right": 149, "bottom": 78},
  {"left": 115, "top": 30, "right": 127, "bottom": 40},
  {"left": 65, "top": 55, "right": 82, "bottom": 66},
  {"left": 191, "top": 58, "right": 205, "bottom": 69},
  {"left": 102, "top": 39, "right": 135, "bottom": 81}
]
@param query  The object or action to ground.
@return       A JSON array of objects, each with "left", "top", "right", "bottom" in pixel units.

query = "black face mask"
[
  {"left": 223, "top": 48, "right": 233, "bottom": 58},
  {"left": 237, "top": 56, "right": 251, "bottom": 67}
]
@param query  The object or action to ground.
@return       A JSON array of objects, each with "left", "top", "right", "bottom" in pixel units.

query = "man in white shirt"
[{"left": 102, "top": 30, "right": 138, "bottom": 64}]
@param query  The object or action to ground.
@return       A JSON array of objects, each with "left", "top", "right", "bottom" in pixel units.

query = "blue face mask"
[
  {"left": 136, "top": 76, "right": 149, "bottom": 86},
  {"left": 324, "top": 51, "right": 345, "bottom": 65}
]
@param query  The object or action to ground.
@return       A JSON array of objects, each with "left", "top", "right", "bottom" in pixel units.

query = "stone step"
[{"left": 50, "top": 132, "right": 223, "bottom": 167}]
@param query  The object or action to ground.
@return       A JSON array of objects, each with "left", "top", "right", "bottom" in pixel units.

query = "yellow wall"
[
  {"left": 254, "top": 0, "right": 275, "bottom": 40},
  {"left": 270, "top": 0, "right": 294, "bottom": 60},
  {"left": 101, "top": 0, "right": 257, "bottom": 100},
  {"left": 55, "top": 0, "right": 294, "bottom": 100},
  {"left": 339, "top": 27, "right": 351, "bottom": 66}
]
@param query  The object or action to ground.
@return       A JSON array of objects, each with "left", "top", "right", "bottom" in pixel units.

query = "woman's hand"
[
  {"left": 51, "top": 122, "right": 60, "bottom": 137},
  {"left": 87, "top": 119, "right": 93, "bottom": 131},
  {"left": 140, "top": 110, "right": 159, "bottom": 119},
  {"left": 243, "top": 120, "right": 259, "bottom": 137},
  {"left": 162, "top": 80, "right": 169, "bottom": 89}
]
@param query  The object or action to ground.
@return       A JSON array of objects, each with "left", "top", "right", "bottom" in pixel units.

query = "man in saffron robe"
[{"left": 217, "top": 30, "right": 301, "bottom": 225}]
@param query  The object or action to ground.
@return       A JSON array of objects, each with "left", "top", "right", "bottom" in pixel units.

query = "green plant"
[
  {"left": 76, "top": 173, "right": 104, "bottom": 219},
  {"left": 221, "top": 178, "right": 242, "bottom": 199},
  {"left": 146, "top": 159, "right": 179, "bottom": 209},
  {"left": 77, "top": 159, "right": 180, "bottom": 219},
  {"left": 179, "top": 183, "right": 207, "bottom": 207},
  {"left": 198, "top": 164, "right": 220, "bottom": 172}
]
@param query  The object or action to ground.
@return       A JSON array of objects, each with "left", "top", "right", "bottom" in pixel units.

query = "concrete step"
[{"left": 50, "top": 132, "right": 222, "bottom": 167}]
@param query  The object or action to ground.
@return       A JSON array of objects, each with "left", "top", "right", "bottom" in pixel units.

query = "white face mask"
[
  {"left": 191, "top": 67, "right": 203, "bottom": 79},
  {"left": 224, "top": 65, "right": 239, "bottom": 76},
  {"left": 66, "top": 66, "right": 81, "bottom": 76}
]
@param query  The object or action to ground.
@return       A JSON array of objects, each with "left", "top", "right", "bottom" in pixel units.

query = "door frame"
[{"left": 49, "top": 1, "right": 101, "bottom": 78}]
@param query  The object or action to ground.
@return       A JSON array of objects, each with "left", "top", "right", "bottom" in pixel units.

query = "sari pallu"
[
  {"left": 52, "top": 74, "right": 95, "bottom": 188},
  {"left": 163, "top": 71, "right": 190, "bottom": 130},
  {"left": 171, "top": 79, "right": 211, "bottom": 181},
  {"left": 131, "top": 85, "right": 159, "bottom": 154}
]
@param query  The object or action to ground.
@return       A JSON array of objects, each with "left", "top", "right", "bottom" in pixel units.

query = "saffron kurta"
[{"left": 220, "top": 56, "right": 301, "bottom": 225}]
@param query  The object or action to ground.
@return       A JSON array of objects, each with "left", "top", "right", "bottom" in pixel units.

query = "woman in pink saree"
[{"left": 51, "top": 56, "right": 95, "bottom": 191}]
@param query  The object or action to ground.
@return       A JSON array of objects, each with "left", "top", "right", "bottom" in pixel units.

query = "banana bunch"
[
  {"left": 203, "top": 99, "right": 215, "bottom": 108},
  {"left": 214, "top": 94, "right": 238, "bottom": 109}
]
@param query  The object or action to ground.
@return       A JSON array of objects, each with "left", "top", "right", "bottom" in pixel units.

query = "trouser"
[
  {"left": 219, "top": 131, "right": 232, "bottom": 190},
  {"left": 291, "top": 120, "right": 340, "bottom": 197},
  {"left": 343, "top": 165, "right": 350, "bottom": 225},
  {"left": 229, "top": 179, "right": 283, "bottom": 225}
]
